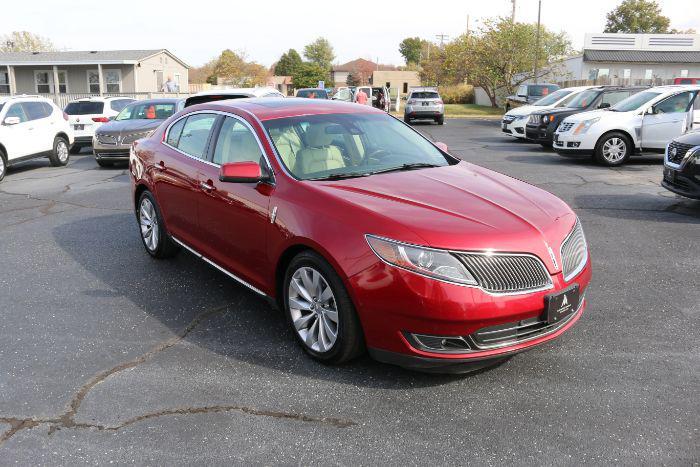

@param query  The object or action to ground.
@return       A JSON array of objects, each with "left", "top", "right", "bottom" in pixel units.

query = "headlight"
[
  {"left": 541, "top": 115, "right": 555, "bottom": 124},
  {"left": 366, "top": 235, "right": 477, "bottom": 285},
  {"left": 573, "top": 117, "right": 601, "bottom": 135}
]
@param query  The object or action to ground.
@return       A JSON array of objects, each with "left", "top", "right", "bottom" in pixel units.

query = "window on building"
[
  {"left": 680, "top": 69, "right": 689, "bottom": 78},
  {"left": 104, "top": 69, "right": 121, "bottom": 93},
  {"left": 403, "top": 82, "right": 408, "bottom": 94},
  {"left": 644, "top": 69, "right": 653, "bottom": 80},
  {"left": 88, "top": 70, "right": 100, "bottom": 93},
  {"left": 598, "top": 68, "right": 610, "bottom": 78},
  {"left": 385, "top": 82, "right": 390, "bottom": 89},
  {"left": 34, "top": 71, "right": 51, "bottom": 93},
  {"left": 623, "top": 69, "right": 631, "bottom": 79},
  {"left": 0, "top": 71, "right": 9, "bottom": 93},
  {"left": 588, "top": 69, "right": 598, "bottom": 80}
]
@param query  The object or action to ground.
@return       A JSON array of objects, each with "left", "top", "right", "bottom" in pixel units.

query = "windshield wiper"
[
  {"left": 306, "top": 172, "right": 372, "bottom": 181},
  {"left": 369, "top": 162, "right": 441, "bottom": 175}
]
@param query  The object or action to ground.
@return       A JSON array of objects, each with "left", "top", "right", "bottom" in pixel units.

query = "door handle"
[
  {"left": 200, "top": 181, "right": 214, "bottom": 191},
  {"left": 153, "top": 161, "right": 166, "bottom": 171}
]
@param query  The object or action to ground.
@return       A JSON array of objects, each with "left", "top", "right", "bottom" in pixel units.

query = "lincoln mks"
[{"left": 129, "top": 98, "right": 591, "bottom": 373}]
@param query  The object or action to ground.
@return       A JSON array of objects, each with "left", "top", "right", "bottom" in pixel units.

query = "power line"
[{"left": 435, "top": 34, "right": 449, "bottom": 46}]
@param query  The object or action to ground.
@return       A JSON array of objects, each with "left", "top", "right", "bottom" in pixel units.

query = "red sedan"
[{"left": 129, "top": 98, "right": 591, "bottom": 373}]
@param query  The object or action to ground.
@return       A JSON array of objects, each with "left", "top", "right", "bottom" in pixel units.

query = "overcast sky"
[{"left": 6, "top": 0, "right": 700, "bottom": 67}]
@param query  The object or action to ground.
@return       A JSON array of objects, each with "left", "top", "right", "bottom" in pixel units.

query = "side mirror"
[
  {"left": 219, "top": 161, "right": 263, "bottom": 183},
  {"left": 598, "top": 102, "right": 611, "bottom": 109},
  {"left": 435, "top": 142, "right": 449, "bottom": 152},
  {"left": 3, "top": 116, "right": 20, "bottom": 125}
]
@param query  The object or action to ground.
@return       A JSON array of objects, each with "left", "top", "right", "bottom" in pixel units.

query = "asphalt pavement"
[{"left": 0, "top": 119, "right": 698, "bottom": 465}]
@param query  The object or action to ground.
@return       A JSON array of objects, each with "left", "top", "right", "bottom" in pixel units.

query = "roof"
[
  {"left": 583, "top": 49, "right": 700, "bottom": 63},
  {"left": 187, "top": 97, "right": 382, "bottom": 121},
  {"left": 0, "top": 49, "right": 190, "bottom": 68},
  {"left": 332, "top": 58, "right": 395, "bottom": 73}
]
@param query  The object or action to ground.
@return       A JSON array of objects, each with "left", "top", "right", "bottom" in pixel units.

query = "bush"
[{"left": 438, "top": 84, "right": 474, "bottom": 104}]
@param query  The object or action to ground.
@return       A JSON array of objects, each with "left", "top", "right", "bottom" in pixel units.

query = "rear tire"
[
  {"left": 436, "top": 116, "right": 445, "bottom": 125},
  {"left": 69, "top": 144, "right": 82, "bottom": 154},
  {"left": 404, "top": 116, "right": 411, "bottom": 124},
  {"left": 96, "top": 159, "right": 114, "bottom": 168},
  {"left": 594, "top": 132, "right": 632, "bottom": 166},
  {"left": 48, "top": 136, "right": 70, "bottom": 167},
  {"left": 0, "top": 149, "right": 7, "bottom": 182},
  {"left": 283, "top": 251, "right": 364, "bottom": 364},
  {"left": 137, "top": 190, "right": 179, "bottom": 259}
]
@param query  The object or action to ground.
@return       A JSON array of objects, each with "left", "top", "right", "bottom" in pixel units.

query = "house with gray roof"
[
  {"left": 0, "top": 49, "right": 190, "bottom": 101},
  {"left": 560, "top": 33, "right": 700, "bottom": 83}
]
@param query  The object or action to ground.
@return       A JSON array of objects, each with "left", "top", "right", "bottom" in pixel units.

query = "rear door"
[
  {"left": 642, "top": 91, "right": 697, "bottom": 149},
  {"left": 22, "top": 101, "right": 54, "bottom": 153},
  {"left": 196, "top": 114, "right": 272, "bottom": 289},
  {"left": 154, "top": 112, "right": 219, "bottom": 247}
]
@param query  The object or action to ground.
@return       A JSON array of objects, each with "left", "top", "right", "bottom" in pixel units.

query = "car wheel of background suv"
[
  {"left": 437, "top": 116, "right": 444, "bottom": 125},
  {"left": 96, "top": 160, "right": 114, "bottom": 168},
  {"left": 48, "top": 136, "right": 70, "bottom": 167},
  {"left": 0, "top": 148, "right": 7, "bottom": 182},
  {"left": 69, "top": 144, "right": 83, "bottom": 154},
  {"left": 283, "top": 251, "right": 364, "bottom": 364},
  {"left": 594, "top": 132, "right": 632, "bottom": 166},
  {"left": 137, "top": 191, "right": 179, "bottom": 259}
]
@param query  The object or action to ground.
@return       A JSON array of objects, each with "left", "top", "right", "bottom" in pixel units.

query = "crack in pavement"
[
  {"left": 0, "top": 302, "right": 356, "bottom": 447},
  {"left": 0, "top": 188, "right": 130, "bottom": 213}
]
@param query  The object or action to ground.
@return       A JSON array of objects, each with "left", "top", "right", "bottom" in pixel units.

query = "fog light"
[
  {"left": 405, "top": 332, "right": 471, "bottom": 353},
  {"left": 567, "top": 142, "right": 581, "bottom": 148}
]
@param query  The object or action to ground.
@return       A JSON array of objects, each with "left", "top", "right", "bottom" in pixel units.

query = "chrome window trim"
[
  {"left": 365, "top": 234, "right": 554, "bottom": 296},
  {"left": 664, "top": 142, "right": 700, "bottom": 170},
  {"left": 559, "top": 218, "right": 588, "bottom": 283},
  {"left": 171, "top": 236, "right": 268, "bottom": 297},
  {"left": 162, "top": 109, "right": 275, "bottom": 181}
]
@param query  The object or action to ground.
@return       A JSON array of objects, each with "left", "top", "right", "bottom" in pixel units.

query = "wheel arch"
[
  {"left": 595, "top": 128, "right": 636, "bottom": 151},
  {"left": 55, "top": 131, "right": 70, "bottom": 143}
]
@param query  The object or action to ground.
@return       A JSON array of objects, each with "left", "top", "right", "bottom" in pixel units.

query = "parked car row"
[{"left": 329, "top": 86, "right": 391, "bottom": 112}]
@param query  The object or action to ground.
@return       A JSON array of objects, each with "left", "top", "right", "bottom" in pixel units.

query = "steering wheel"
[{"left": 363, "top": 148, "right": 389, "bottom": 165}]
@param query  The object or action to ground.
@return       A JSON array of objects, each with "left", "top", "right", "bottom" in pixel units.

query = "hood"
[
  {"left": 313, "top": 162, "right": 576, "bottom": 273},
  {"left": 506, "top": 105, "right": 539, "bottom": 117},
  {"left": 96, "top": 119, "right": 164, "bottom": 135},
  {"left": 561, "top": 108, "right": 616, "bottom": 124},
  {"left": 675, "top": 129, "right": 700, "bottom": 145}
]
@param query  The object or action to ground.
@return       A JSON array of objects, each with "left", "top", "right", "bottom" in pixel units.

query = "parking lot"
[{"left": 0, "top": 118, "right": 698, "bottom": 464}]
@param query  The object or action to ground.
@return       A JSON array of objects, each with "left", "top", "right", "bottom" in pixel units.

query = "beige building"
[
  {"left": 0, "top": 49, "right": 190, "bottom": 101},
  {"left": 371, "top": 70, "right": 421, "bottom": 96}
]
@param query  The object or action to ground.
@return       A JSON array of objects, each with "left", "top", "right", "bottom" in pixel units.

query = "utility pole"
[
  {"left": 533, "top": 0, "right": 542, "bottom": 84},
  {"left": 435, "top": 34, "right": 449, "bottom": 46},
  {"left": 467, "top": 14, "right": 470, "bottom": 35},
  {"left": 511, "top": 0, "right": 516, "bottom": 22}
]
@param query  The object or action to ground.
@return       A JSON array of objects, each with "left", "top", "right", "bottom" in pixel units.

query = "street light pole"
[{"left": 533, "top": 0, "right": 542, "bottom": 84}]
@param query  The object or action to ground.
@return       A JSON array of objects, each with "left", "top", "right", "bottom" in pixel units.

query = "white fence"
[{"left": 0, "top": 92, "right": 194, "bottom": 109}]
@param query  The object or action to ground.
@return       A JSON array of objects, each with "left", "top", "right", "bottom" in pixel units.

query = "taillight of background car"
[{"left": 92, "top": 117, "right": 110, "bottom": 123}]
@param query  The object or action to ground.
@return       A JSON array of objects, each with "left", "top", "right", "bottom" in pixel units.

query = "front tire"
[
  {"left": 404, "top": 116, "right": 411, "bottom": 124},
  {"left": 48, "top": 136, "right": 70, "bottom": 167},
  {"left": 137, "top": 191, "right": 179, "bottom": 259},
  {"left": 594, "top": 132, "right": 632, "bottom": 166},
  {"left": 436, "top": 116, "right": 445, "bottom": 125},
  {"left": 283, "top": 251, "right": 364, "bottom": 364},
  {"left": 69, "top": 144, "right": 83, "bottom": 154}
]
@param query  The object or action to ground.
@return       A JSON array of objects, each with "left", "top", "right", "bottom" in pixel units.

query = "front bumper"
[
  {"left": 662, "top": 164, "right": 700, "bottom": 199},
  {"left": 525, "top": 122, "right": 557, "bottom": 143},
  {"left": 405, "top": 105, "right": 444, "bottom": 119},
  {"left": 502, "top": 117, "right": 528, "bottom": 138},
  {"left": 350, "top": 255, "right": 592, "bottom": 373},
  {"left": 552, "top": 130, "right": 596, "bottom": 155},
  {"left": 93, "top": 138, "right": 130, "bottom": 161}
]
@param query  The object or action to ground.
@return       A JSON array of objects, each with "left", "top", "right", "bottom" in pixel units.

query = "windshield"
[
  {"left": 263, "top": 113, "right": 453, "bottom": 180},
  {"left": 528, "top": 85, "right": 558, "bottom": 97},
  {"left": 564, "top": 90, "right": 601, "bottom": 109},
  {"left": 116, "top": 102, "right": 177, "bottom": 121},
  {"left": 297, "top": 89, "right": 328, "bottom": 99},
  {"left": 410, "top": 92, "right": 439, "bottom": 99},
  {"left": 611, "top": 91, "right": 662, "bottom": 112},
  {"left": 65, "top": 101, "right": 104, "bottom": 115},
  {"left": 533, "top": 89, "right": 573, "bottom": 106}
]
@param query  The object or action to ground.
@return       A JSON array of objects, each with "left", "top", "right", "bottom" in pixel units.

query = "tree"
[
  {"left": 399, "top": 37, "right": 429, "bottom": 65},
  {"left": 0, "top": 31, "right": 55, "bottom": 52},
  {"left": 292, "top": 62, "right": 328, "bottom": 89},
  {"left": 274, "top": 49, "right": 302, "bottom": 76},
  {"left": 604, "top": 0, "right": 670, "bottom": 33},
  {"left": 346, "top": 71, "right": 361, "bottom": 87},
  {"left": 442, "top": 18, "right": 571, "bottom": 106},
  {"left": 211, "top": 49, "right": 269, "bottom": 87},
  {"left": 418, "top": 44, "right": 449, "bottom": 86},
  {"left": 189, "top": 58, "right": 216, "bottom": 84},
  {"left": 303, "top": 37, "right": 335, "bottom": 71}
]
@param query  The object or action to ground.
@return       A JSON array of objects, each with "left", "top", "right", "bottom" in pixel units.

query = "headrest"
[{"left": 305, "top": 124, "right": 335, "bottom": 148}]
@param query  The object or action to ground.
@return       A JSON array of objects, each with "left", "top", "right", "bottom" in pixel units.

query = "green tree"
[
  {"left": 274, "top": 49, "right": 302, "bottom": 76},
  {"left": 604, "top": 0, "right": 670, "bottom": 33},
  {"left": 0, "top": 31, "right": 55, "bottom": 52},
  {"left": 399, "top": 37, "right": 428, "bottom": 65},
  {"left": 303, "top": 37, "right": 335, "bottom": 70},
  {"left": 292, "top": 62, "right": 329, "bottom": 89},
  {"left": 418, "top": 43, "right": 448, "bottom": 86},
  {"left": 442, "top": 18, "right": 571, "bottom": 106}
]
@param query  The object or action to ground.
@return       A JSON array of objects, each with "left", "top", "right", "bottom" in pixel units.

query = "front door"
[
  {"left": 153, "top": 112, "right": 219, "bottom": 247},
  {"left": 196, "top": 115, "right": 272, "bottom": 290},
  {"left": 642, "top": 91, "right": 697, "bottom": 149},
  {"left": 3, "top": 103, "right": 38, "bottom": 160}
]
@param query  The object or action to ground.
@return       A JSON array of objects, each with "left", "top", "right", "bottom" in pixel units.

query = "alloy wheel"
[
  {"left": 0, "top": 156, "right": 5, "bottom": 177},
  {"left": 602, "top": 137, "right": 626, "bottom": 163},
  {"left": 288, "top": 266, "right": 339, "bottom": 353},
  {"left": 57, "top": 140, "right": 69, "bottom": 163},
  {"left": 139, "top": 198, "right": 159, "bottom": 252}
]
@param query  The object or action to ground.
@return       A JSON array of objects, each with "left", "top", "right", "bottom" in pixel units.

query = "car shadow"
[
  {"left": 574, "top": 193, "right": 700, "bottom": 223},
  {"left": 53, "top": 213, "right": 494, "bottom": 387}
]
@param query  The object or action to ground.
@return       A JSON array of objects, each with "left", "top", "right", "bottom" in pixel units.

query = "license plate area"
[
  {"left": 663, "top": 167, "right": 676, "bottom": 183},
  {"left": 545, "top": 284, "right": 579, "bottom": 324},
  {"left": 74, "top": 124, "right": 84, "bottom": 130}
]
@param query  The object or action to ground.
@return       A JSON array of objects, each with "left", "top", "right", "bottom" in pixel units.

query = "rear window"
[
  {"left": 410, "top": 92, "right": 439, "bottom": 99},
  {"left": 528, "top": 85, "right": 559, "bottom": 97},
  {"left": 296, "top": 89, "right": 328, "bottom": 99},
  {"left": 65, "top": 101, "right": 104, "bottom": 115},
  {"left": 184, "top": 94, "right": 249, "bottom": 107},
  {"left": 22, "top": 101, "right": 51, "bottom": 120}
]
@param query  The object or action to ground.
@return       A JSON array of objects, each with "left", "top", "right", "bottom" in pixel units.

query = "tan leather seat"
[
  {"left": 296, "top": 124, "right": 345, "bottom": 175},
  {"left": 268, "top": 127, "right": 302, "bottom": 169}
]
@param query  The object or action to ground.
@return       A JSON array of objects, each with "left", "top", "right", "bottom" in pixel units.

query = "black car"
[
  {"left": 525, "top": 86, "right": 648, "bottom": 147},
  {"left": 92, "top": 99, "right": 183, "bottom": 167},
  {"left": 662, "top": 131, "right": 700, "bottom": 199}
]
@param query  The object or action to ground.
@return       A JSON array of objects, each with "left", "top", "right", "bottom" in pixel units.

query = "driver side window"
[
  {"left": 212, "top": 117, "right": 262, "bottom": 165},
  {"left": 6, "top": 104, "right": 29, "bottom": 123},
  {"left": 654, "top": 92, "right": 694, "bottom": 114}
]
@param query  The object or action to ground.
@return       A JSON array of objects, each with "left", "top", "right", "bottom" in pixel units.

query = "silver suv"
[{"left": 404, "top": 88, "right": 444, "bottom": 125}]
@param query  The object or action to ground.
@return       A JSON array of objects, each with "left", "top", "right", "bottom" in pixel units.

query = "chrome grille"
[
  {"left": 558, "top": 122, "right": 575, "bottom": 132},
  {"left": 455, "top": 253, "right": 552, "bottom": 294},
  {"left": 560, "top": 219, "right": 587, "bottom": 281},
  {"left": 528, "top": 114, "right": 540, "bottom": 125},
  {"left": 666, "top": 141, "right": 695, "bottom": 165},
  {"left": 96, "top": 133, "right": 119, "bottom": 145}
]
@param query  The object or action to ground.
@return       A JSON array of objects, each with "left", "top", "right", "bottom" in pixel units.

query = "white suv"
[
  {"left": 502, "top": 86, "right": 592, "bottom": 139},
  {"left": 65, "top": 96, "right": 135, "bottom": 153},
  {"left": 553, "top": 85, "right": 700, "bottom": 166},
  {"left": 0, "top": 95, "right": 74, "bottom": 182}
]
